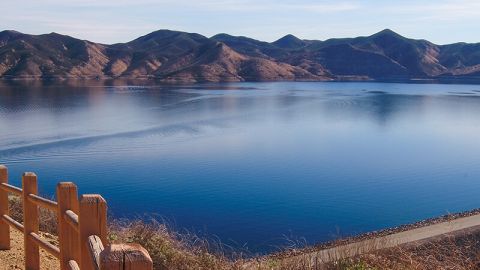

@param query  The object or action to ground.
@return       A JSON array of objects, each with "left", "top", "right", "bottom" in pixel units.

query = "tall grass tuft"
[{"left": 109, "top": 218, "right": 243, "bottom": 270}]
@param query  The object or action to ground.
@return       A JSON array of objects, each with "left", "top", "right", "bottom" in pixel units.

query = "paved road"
[{"left": 288, "top": 214, "right": 480, "bottom": 264}]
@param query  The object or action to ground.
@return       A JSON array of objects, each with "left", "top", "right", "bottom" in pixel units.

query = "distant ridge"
[
  {"left": 272, "top": 34, "right": 307, "bottom": 49},
  {"left": 0, "top": 29, "right": 479, "bottom": 82}
]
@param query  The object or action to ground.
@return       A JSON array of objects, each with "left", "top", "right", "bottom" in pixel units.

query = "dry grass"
[
  {"left": 350, "top": 231, "right": 480, "bottom": 270},
  {"left": 8, "top": 195, "right": 57, "bottom": 234},
  {"left": 250, "top": 230, "right": 480, "bottom": 270},
  {"left": 6, "top": 196, "right": 480, "bottom": 270},
  {"left": 108, "top": 219, "right": 244, "bottom": 270}
]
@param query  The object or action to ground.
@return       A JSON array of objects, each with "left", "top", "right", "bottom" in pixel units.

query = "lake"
[{"left": 1, "top": 81, "right": 480, "bottom": 254}]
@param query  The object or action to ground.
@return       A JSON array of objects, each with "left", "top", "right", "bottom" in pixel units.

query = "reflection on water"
[{"left": 1, "top": 81, "right": 480, "bottom": 254}]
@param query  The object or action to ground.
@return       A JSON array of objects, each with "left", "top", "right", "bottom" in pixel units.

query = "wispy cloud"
[
  {"left": 380, "top": 0, "right": 480, "bottom": 20},
  {"left": 1, "top": 0, "right": 478, "bottom": 44},
  {"left": 8, "top": 0, "right": 360, "bottom": 13},
  {"left": 180, "top": 0, "right": 360, "bottom": 13}
]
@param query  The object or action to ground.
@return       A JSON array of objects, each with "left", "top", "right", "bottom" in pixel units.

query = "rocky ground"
[{"left": 0, "top": 229, "right": 59, "bottom": 270}]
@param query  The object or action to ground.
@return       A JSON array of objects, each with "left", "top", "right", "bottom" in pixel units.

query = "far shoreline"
[{"left": 2, "top": 76, "right": 480, "bottom": 86}]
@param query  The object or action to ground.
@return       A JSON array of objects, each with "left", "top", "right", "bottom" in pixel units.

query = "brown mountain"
[{"left": 0, "top": 29, "right": 479, "bottom": 82}]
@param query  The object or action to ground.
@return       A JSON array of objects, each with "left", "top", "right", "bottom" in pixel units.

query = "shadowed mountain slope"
[
  {"left": 1, "top": 29, "right": 479, "bottom": 82},
  {"left": 272, "top": 34, "right": 307, "bottom": 49}
]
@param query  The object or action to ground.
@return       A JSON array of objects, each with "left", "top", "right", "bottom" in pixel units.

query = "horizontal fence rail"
[
  {"left": 0, "top": 182, "right": 22, "bottom": 196},
  {"left": 0, "top": 165, "right": 153, "bottom": 270},
  {"left": 65, "top": 210, "right": 80, "bottom": 232},
  {"left": 2, "top": 214, "right": 24, "bottom": 232},
  {"left": 28, "top": 193, "right": 58, "bottom": 212},
  {"left": 30, "top": 231, "right": 61, "bottom": 258}
]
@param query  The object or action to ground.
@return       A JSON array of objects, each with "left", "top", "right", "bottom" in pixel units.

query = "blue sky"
[{"left": 2, "top": 0, "right": 479, "bottom": 44}]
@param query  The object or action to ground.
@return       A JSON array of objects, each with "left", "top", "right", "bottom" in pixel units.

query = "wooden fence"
[{"left": 0, "top": 165, "right": 152, "bottom": 270}]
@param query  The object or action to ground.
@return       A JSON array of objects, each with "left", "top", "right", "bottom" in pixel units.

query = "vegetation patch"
[{"left": 6, "top": 196, "right": 480, "bottom": 269}]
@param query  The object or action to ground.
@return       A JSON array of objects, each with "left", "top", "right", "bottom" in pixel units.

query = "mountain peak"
[
  {"left": 0, "top": 30, "right": 22, "bottom": 38},
  {"left": 128, "top": 29, "right": 210, "bottom": 51},
  {"left": 211, "top": 33, "right": 233, "bottom": 39},
  {"left": 0, "top": 30, "right": 20, "bottom": 34},
  {"left": 281, "top": 34, "right": 299, "bottom": 40},
  {"left": 0, "top": 30, "right": 23, "bottom": 45},
  {"left": 272, "top": 34, "right": 305, "bottom": 49},
  {"left": 135, "top": 29, "right": 184, "bottom": 41},
  {"left": 379, "top": 28, "right": 396, "bottom": 34},
  {"left": 211, "top": 33, "right": 265, "bottom": 45},
  {"left": 372, "top": 29, "right": 404, "bottom": 39},
  {"left": 131, "top": 29, "right": 207, "bottom": 42}
]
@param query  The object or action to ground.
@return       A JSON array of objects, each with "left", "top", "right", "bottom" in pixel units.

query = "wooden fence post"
[
  {"left": 57, "top": 182, "right": 80, "bottom": 270},
  {"left": 23, "top": 172, "right": 40, "bottom": 270},
  {"left": 0, "top": 165, "right": 9, "bottom": 250},
  {"left": 100, "top": 244, "right": 153, "bottom": 270},
  {"left": 79, "top": 194, "right": 107, "bottom": 270}
]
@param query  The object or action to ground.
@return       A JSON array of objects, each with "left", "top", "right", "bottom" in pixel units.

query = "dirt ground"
[{"left": 0, "top": 229, "right": 59, "bottom": 270}]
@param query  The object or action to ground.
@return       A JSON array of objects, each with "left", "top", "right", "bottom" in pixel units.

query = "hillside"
[{"left": 1, "top": 29, "right": 480, "bottom": 82}]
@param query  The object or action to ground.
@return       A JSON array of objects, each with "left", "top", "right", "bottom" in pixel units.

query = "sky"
[{"left": 1, "top": 0, "right": 479, "bottom": 45}]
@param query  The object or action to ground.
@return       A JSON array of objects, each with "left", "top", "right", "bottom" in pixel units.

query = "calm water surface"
[{"left": 1, "top": 81, "right": 480, "bottom": 253}]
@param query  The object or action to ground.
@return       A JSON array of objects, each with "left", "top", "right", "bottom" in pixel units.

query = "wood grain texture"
[
  {"left": 79, "top": 194, "right": 107, "bottom": 270},
  {"left": 2, "top": 214, "right": 24, "bottom": 233},
  {"left": 28, "top": 193, "right": 58, "bottom": 212},
  {"left": 0, "top": 182, "right": 23, "bottom": 196},
  {"left": 0, "top": 165, "right": 9, "bottom": 250},
  {"left": 29, "top": 232, "right": 60, "bottom": 258},
  {"left": 23, "top": 172, "right": 40, "bottom": 270},
  {"left": 100, "top": 244, "right": 153, "bottom": 270},
  {"left": 0, "top": 166, "right": 152, "bottom": 270},
  {"left": 64, "top": 210, "right": 79, "bottom": 232},
  {"left": 57, "top": 182, "right": 80, "bottom": 270},
  {"left": 68, "top": 260, "right": 80, "bottom": 270},
  {"left": 87, "top": 235, "right": 104, "bottom": 270}
]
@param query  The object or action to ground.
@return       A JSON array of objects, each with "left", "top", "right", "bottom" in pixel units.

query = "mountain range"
[{"left": 1, "top": 29, "right": 479, "bottom": 82}]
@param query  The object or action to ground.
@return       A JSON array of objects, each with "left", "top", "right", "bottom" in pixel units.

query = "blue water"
[{"left": 1, "top": 81, "right": 480, "bottom": 254}]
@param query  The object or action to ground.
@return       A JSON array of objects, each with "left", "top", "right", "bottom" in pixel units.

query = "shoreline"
[
  {"left": 269, "top": 207, "right": 480, "bottom": 260},
  {"left": 2, "top": 77, "right": 480, "bottom": 85}
]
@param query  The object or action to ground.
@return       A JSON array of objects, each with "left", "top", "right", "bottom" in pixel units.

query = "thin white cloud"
[
  {"left": 193, "top": 0, "right": 359, "bottom": 13},
  {"left": 380, "top": 0, "right": 480, "bottom": 20},
  {"left": 8, "top": 0, "right": 359, "bottom": 13},
  {"left": 1, "top": 0, "right": 478, "bottom": 44}
]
